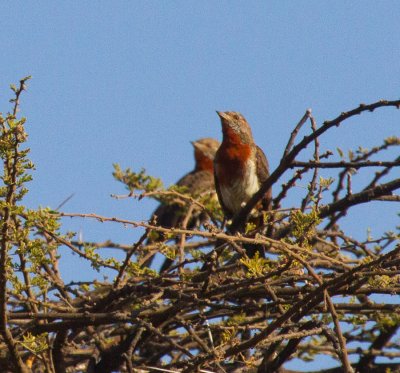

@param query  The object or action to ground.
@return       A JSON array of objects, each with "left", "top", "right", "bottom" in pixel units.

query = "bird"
[
  {"left": 144, "top": 138, "right": 220, "bottom": 271},
  {"left": 214, "top": 111, "right": 272, "bottom": 256}
]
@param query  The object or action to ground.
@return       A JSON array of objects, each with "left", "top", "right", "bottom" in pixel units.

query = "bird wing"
[
  {"left": 255, "top": 146, "right": 269, "bottom": 182},
  {"left": 176, "top": 170, "right": 214, "bottom": 194},
  {"left": 152, "top": 170, "right": 214, "bottom": 230},
  {"left": 255, "top": 146, "right": 272, "bottom": 210}
]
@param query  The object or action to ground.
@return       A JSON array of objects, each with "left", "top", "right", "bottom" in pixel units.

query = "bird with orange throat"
[
  {"left": 145, "top": 138, "right": 220, "bottom": 271},
  {"left": 214, "top": 111, "right": 271, "bottom": 256}
]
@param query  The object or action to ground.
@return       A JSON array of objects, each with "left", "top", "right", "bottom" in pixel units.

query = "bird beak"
[
  {"left": 216, "top": 111, "right": 227, "bottom": 120},
  {"left": 191, "top": 140, "right": 200, "bottom": 150}
]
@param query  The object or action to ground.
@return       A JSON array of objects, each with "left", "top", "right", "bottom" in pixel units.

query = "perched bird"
[
  {"left": 145, "top": 138, "right": 220, "bottom": 271},
  {"left": 214, "top": 111, "right": 272, "bottom": 255}
]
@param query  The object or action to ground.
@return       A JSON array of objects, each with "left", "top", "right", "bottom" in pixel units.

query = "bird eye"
[{"left": 233, "top": 114, "right": 239, "bottom": 120}]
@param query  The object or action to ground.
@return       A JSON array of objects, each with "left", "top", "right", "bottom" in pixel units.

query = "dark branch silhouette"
[{"left": 1, "top": 81, "right": 399, "bottom": 372}]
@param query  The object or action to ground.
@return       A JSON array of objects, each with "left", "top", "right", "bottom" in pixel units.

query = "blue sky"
[{"left": 1, "top": 2, "right": 399, "bottom": 369}]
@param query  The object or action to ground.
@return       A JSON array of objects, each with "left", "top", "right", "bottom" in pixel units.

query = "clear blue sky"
[{"left": 1, "top": 2, "right": 399, "bottom": 370}]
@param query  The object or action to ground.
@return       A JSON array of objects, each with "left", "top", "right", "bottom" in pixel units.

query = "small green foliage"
[
  {"left": 244, "top": 221, "right": 256, "bottom": 234},
  {"left": 126, "top": 262, "right": 158, "bottom": 277},
  {"left": 375, "top": 313, "right": 400, "bottom": 332},
  {"left": 240, "top": 252, "right": 271, "bottom": 278},
  {"left": 168, "top": 184, "right": 189, "bottom": 194},
  {"left": 20, "top": 332, "right": 48, "bottom": 354},
  {"left": 162, "top": 246, "right": 177, "bottom": 260},
  {"left": 262, "top": 210, "right": 270, "bottom": 226},
  {"left": 164, "top": 232, "right": 175, "bottom": 240},
  {"left": 221, "top": 313, "right": 245, "bottom": 344},
  {"left": 83, "top": 245, "right": 103, "bottom": 272},
  {"left": 220, "top": 328, "right": 235, "bottom": 344},
  {"left": 30, "top": 275, "right": 49, "bottom": 292},
  {"left": 280, "top": 304, "right": 290, "bottom": 312},
  {"left": 189, "top": 248, "right": 202, "bottom": 260},
  {"left": 346, "top": 314, "right": 368, "bottom": 327},
  {"left": 147, "top": 230, "right": 163, "bottom": 242},
  {"left": 27, "top": 242, "right": 51, "bottom": 268},
  {"left": 368, "top": 275, "right": 393, "bottom": 288},
  {"left": 104, "top": 257, "right": 121, "bottom": 269},
  {"left": 289, "top": 207, "right": 321, "bottom": 248},
  {"left": 113, "top": 164, "right": 163, "bottom": 193},
  {"left": 384, "top": 136, "right": 400, "bottom": 145},
  {"left": 157, "top": 184, "right": 190, "bottom": 206},
  {"left": 0, "top": 81, "right": 53, "bottom": 308},
  {"left": 361, "top": 256, "right": 374, "bottom": 265},
  {"left": 226, "top": 312, "right": 246, "bottom": 326},
  {"left": 25, "top": 207, "right": 61, "bottom": 233},
  {"left": 80, "top": 283, "right": 90, "bottom": 293},
  {"left": 318, "top": 176, "right": 334, "bottom": 190},
  {"left": 9, "top": 273, "right": 24, "bottom": 295}
]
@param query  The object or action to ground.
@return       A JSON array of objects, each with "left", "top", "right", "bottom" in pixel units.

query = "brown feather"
[{"left": 255, "top": 145, "right": 272, "bottom": 211}]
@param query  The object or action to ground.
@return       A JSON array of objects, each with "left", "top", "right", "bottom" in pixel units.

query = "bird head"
[
  {"left": 191, "top": 138, "right": 220, "bottom": 171},
  {"left": 216, "top": 111, "right": 254, "bottom": 144}
]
